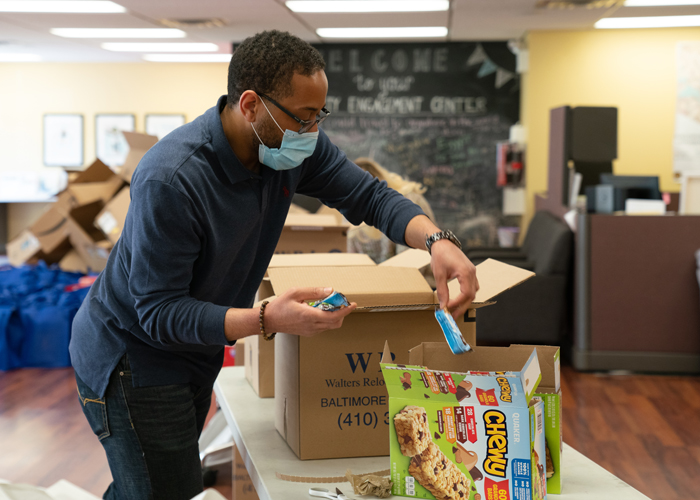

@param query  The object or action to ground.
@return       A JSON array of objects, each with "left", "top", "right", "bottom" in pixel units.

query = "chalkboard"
[{"left": 314, "top": 42, "right": 520, "bottom": 247}]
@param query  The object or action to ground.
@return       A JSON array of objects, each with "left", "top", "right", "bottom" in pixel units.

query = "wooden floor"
[
  {"left": 0, "top": 367, "right": 232, "bottom": 499},
  {"left": 1, "top": 365, "right": 699, "bottom": 500}
]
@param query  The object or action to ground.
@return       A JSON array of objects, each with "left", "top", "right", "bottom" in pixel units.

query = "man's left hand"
[{"left": 430, "top": 239, "right": 479, "bottom": 319}]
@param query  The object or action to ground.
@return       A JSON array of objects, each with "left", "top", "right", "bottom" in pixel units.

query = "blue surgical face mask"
[{"left": 251, "top": 99, "right": 319, "bottom": 171}]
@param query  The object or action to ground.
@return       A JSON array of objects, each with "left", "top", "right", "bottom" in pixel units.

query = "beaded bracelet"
[{"left": 259, "top": 300, "right": 276, "bottom": 341}]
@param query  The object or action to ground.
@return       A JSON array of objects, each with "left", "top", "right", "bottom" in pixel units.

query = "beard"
[{"left": 251, "top": 113, "right": 284, "bottom": 152}]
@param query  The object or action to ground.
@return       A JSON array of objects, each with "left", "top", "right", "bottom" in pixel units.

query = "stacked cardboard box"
[
  {"left": 276, "top": 209, "right": 350, "bottom": 254},
  {"left": 6, "top": 132, "right": 157, "bottom": 272},
  {"left": 266, "top": 258, "right": 534, "bottom": 460}
]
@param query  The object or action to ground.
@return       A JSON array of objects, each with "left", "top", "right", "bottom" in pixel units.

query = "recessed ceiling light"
[
  {"left": 624, "top": 0, "right": 700, "bottom": 5},
  {"left": 51, "top": 28, "right": 186, "bottom": 38},
  {"left": 143, "top": 54, "right": 232, "bottom": 62},
  {"left": 102, "top": 42, "right": 218, "bottom": 52},
  {"left": 287, "top": 0, "right": 449, "bottom": 13},
  {"left": 595, "top": 15, "right": 700, "bottom": 28},
  {"left": 0, "top": 53, "right": 41, "bottom": 61},
  {"left": 0, "top": 1, "right": 125, "bottom": 13},
  {"left": 316, "top": 27, "right": 448, "bottom": 38}
]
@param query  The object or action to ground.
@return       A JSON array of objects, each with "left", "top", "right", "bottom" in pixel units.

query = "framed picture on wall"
[
  {"left": 43, "top": 114, "right": 83, "bottom": 167},
  {"left": 95, "top": 113, "right": 135, "bottom": 168},
  {"left": 145, "top": 114, "right": 186, "bottom": 140}
]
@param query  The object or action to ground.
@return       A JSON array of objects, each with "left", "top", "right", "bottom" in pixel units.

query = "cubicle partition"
[{"left": 574, "top": 213, "right": 700, "bottom": 373}]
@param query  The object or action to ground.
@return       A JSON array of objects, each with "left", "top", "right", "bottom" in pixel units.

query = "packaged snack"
[
  {"left": 310, "top": 291, "right": 350, "bottom": 311},
  {"left": 435, "top": 307, "right": 472, "bottom": 354}
]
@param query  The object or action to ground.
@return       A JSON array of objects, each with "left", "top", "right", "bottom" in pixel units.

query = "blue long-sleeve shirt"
[{"left": 69, "top": 96, "right": 424, "bottom": 397}]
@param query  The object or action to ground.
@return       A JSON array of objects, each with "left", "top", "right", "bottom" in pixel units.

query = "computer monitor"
[
  {"left": 596, "top": 175, "right": 662, "bottom": 212},
  {"left": 599, "top": 174, "right": 662, "bottom": 200}
]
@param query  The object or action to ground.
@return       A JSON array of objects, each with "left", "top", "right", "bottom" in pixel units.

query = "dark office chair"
[{"left": 467, "top": 210, "right": 574, "bottom": 345}]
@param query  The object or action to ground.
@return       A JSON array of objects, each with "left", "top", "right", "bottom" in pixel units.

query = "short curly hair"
[{"left": 227, "top": 30, "right": 325, "bottom": 106}]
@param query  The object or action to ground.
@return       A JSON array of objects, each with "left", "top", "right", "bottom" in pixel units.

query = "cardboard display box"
[
  {"left": 382, "top": 341, "right": 547, "bottom": 500},
  {"left": 407, "top": 342, "right": 562, "bottom": 496},
  {"left": 95, "top": 186, "right": 130, "bottom": 245},
  {"left": 275, "top": 213, "right": 350, "bottom": 254},
  {"left": 272, "top": 259, "right": 534, "bottom": 460},
  {"left": 246, "top": 253, "right": 376, "bottom": 398}
]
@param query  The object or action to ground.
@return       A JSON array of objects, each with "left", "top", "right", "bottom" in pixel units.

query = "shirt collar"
[{"left": 207, "top": 95, "right": 257, "bottom": 185}]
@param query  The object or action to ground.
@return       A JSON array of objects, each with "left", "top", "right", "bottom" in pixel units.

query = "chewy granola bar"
[
  {"left": 409, "top": 442, "right": 472, "bottom": 500},
  {"left": 394, "top": 405, "right": 431, "bottom": 457}
]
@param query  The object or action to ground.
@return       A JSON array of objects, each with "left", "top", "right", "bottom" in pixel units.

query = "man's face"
[{"left": 251, "top": 70, "right": 328, "bottom": 151}]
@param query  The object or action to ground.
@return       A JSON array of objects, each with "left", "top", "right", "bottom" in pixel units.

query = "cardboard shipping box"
[
  {"left": 63, "top": 201, "right": 112, "bottom": 272},
  {"left": 246, "top": 252, "right": 375, "bottom": 398},
  {"left": 383, "top": 341, "right": 547, "bottom": 500},
  {"left": 95, "top": 187, "right": 130, "bottom": 245},
  {"left": 379, "top": 248, "right": 435, "bottom": 288},
  {"left": 6, "top": 230, "right": 42, "bottom": 267},
  {"left": 65, "top": 159, "right": 124, "bottom": 206},
  {"left": 232, "top": 445, "right": 259, "bottom": 500},
  {"left": 58, "top": 249, "right": 90, "bottom": 274},
  {"left": 29, "top": 191, "right": 77, "bottom": 257},
  {"left": 25, "top": 160, "right": 121, "bottom": 261},
  {"left": 275, "top": 213, "right": 350, "bottom": 254},
  {"left": 118, "top": 132, "right": 158, "bottom": 184},
  {"left": 272, "top": 259, "right": 534, "bottom": 460}
]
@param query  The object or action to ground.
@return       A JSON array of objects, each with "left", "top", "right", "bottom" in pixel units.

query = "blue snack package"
[
  {"left": 435, "top": 307, "right": 472, "bottom": 354},
  {"left": 310, "top": 291, "right": 350, "bottom": 311}
]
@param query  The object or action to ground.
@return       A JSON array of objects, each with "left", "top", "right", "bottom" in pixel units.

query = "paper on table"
[{"left": 275, "top": 469, "right": 390, "bottom": 483}]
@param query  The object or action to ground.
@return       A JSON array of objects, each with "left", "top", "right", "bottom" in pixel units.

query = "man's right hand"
[{"left": 263, "top": 287, "right": 356, "bottom": 337}]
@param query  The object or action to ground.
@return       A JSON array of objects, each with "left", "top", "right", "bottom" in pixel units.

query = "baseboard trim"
[{"left": 572, "top": 348, "right": 700, "bottom": 374}]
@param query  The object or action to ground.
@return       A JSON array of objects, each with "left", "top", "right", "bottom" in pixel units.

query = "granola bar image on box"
[
  {"left": 409, "top": 442, "right": 472, "bottom": 499},
  {"left": 394, "top": 405, "right": 431, "bottom": 457},
  {"left": 455, "top": 380, "right": 473, "bottom": 402}
]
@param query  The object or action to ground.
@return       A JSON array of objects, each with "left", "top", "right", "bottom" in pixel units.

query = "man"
[{"left": 70, "top": 30, "right": 478, "bottom": 500}]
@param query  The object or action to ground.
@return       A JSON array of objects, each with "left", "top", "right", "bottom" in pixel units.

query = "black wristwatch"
[{"left": 425, "top": 230, "right": 462, "bottom": 255}]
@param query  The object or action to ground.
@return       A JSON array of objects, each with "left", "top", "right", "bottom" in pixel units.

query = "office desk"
[{"left": 214, "top": 367, "right": 651, "bottom": 500}]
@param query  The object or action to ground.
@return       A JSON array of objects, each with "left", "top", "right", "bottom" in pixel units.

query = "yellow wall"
[
  {"left": 523, "top": 28, "right": 700, "bottom": 227},
  {"left": 3, "top": 31, "right": 699, "bottom": 239},
  {"left": 0, "top": 62, "right": 229, "bottom": 237}
]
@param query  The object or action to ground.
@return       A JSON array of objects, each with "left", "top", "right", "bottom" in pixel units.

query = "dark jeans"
[{"left": 75, "top": 355, "right": 212, "bottom": 500}]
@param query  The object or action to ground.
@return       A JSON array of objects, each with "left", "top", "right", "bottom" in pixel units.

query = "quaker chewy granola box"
[{"left": 381, "top": 348, "right": 546, "bottom": 500}]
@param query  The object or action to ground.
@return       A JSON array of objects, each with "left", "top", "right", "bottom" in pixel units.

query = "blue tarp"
[{"left": 0, "top": 262, "right": 92, "bottom": 370}]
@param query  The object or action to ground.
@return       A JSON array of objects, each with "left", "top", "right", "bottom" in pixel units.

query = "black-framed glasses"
[{"left": 257, "top": 92, "right": 330, "bottom": 134}]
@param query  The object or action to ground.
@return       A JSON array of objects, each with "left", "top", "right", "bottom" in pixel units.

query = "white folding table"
[{"left": 214, "top": 367, "right": 651, "bottom": 500}]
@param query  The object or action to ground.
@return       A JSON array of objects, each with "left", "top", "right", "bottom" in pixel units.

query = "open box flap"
[
  {"left": 267, "top": 266, "right": 435, "bottom": 308},
  {"left": 407, "top": 342, "right": 543, "bottom": 401},
  {"left": 71, "top": 159, "right": 114, "bottom": 183},
  {"left": 120, "top": 132, "right": 158, "bottom": 182},
  {"left": 519, "top": 348, "right": 542, "bottom": 402},
  {"left": 439, "top": 258, "right": 535, "bottom": 306},
  {"left": 513, "top": 344, "right": 561, "bottom": 392},
  {"left": 68, "top": 175, "right": 123, "bottom": 206},
  {"left": 379, "top": 248, "right": 431, "bottom": 271}
]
